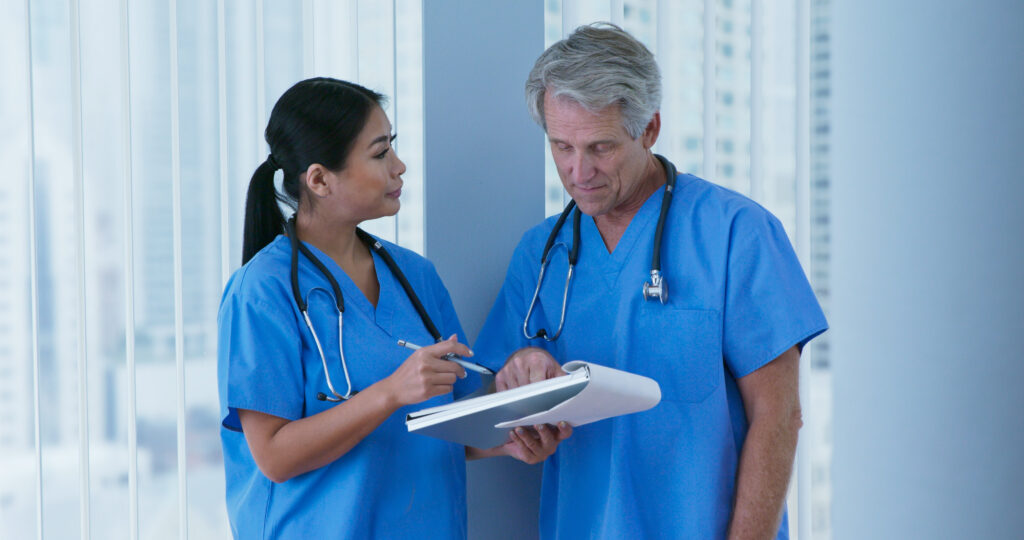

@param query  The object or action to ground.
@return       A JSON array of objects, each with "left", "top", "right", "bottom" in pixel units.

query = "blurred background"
[{"left": 1, "top": 0, "right": 1021, "bottom": 539}]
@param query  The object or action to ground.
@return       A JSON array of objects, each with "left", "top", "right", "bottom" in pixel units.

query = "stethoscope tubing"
[
  {"left": 286, "top": 216, "right": 445, "bottom": 402},
  {"left": 523, "top": 154, "right": 678, "bottom": 341}
]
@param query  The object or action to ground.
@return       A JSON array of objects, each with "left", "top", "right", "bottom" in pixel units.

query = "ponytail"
[
  {"left": 240, "top": 78, "right": 385, "bottom": 265},
  {"left": 241, "top": 156, "right": 285, "bottom": 264}
]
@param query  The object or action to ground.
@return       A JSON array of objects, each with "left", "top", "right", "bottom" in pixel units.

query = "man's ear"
[
  {"left": 303, "top": 163, "right": 332, "bottom": 198},
  {"left": 641, "top": 111, "right": 661, "bottom": 149}
]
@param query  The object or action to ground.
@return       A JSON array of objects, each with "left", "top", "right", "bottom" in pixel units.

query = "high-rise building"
[{"left": 809, "top": 0, "right": 833, "bottom": 538}]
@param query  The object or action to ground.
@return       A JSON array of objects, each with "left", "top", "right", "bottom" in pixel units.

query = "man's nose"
[{"left": 569, "top": 152, "right": 595, "bottom": 184}]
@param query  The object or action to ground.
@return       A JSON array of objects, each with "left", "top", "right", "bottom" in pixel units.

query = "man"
[{"left": 474, "top": 24, "right": 828, "bottom": 539}]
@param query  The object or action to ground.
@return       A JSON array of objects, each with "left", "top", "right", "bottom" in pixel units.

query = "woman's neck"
[{"left": 294, "top": 210, "right": 367, "bottom": 271}]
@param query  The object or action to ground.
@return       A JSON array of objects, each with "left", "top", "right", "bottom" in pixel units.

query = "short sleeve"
[
  {"left": 218, "top": 293, "right": 304, "bottom": 431},
  {"left": 722, "top": 208, "right": 828, "bottom": 378}
]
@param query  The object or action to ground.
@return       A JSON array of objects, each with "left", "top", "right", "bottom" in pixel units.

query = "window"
[{"left": 1, "top": 1, "right": 424, "bottom": 537}]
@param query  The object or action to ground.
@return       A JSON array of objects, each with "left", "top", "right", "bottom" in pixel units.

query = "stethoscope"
[
  {"left": 285, "top": 216, "right": 490, "bottom": 402},
  {"left": 523, "top": 154, "right": 677, "bottom": 342}
]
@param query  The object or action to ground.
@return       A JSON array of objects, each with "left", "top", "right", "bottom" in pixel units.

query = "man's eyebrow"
[{"left": 549, "top": 138, "right": 617, "bottom": 147}]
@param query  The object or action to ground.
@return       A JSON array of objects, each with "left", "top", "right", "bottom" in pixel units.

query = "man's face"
[{"left": 543, "top": 92, "right": 656, "bottom": 217}]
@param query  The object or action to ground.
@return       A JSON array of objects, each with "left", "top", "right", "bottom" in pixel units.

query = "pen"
[{"left": 397, "top": 339, "right": 495, "bottom": 376}]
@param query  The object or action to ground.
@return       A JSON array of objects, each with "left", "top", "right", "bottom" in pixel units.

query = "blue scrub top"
[
  {"left": 474, "top": 173, "right": 828, "bottom": 539},
  {"left": 217, "top": 235, "right": 475, "bottom": 540}
]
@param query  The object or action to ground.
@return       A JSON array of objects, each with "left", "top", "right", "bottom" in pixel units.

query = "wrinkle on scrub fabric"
[
  {"left": 474, "top": 172, "right": 827, "bottom": 540},
  {"left": 218, "top": 234, "right": 477, "bottom": 540}
]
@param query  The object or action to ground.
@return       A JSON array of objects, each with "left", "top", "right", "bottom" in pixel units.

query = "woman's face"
[{"left": 320, "top": 105, "right": 406, "bottom": 224}]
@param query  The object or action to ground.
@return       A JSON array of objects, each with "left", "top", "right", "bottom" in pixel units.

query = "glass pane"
[
  {"left": 28, "top": 2, "right": 87, "bottom": 537},
  {"left": 544, "top": 0, "right": 565, "bottom": 218},
  {"left": 80, "top": 0, "right": 131, "bottom": 536},
  {"left": 356, "top": 0, "right": 398, "bottom": 243},
  {"left": 809, "top": 1, "right": 834, "bottom": 538},
  {"left": 0, "top": 0, "right": 41, "bottom": 537},
  {"left": 759, "top": 0, "right": 798, "bottom": 234},
  {"left": 225, "top": 0, "right": 260, "bottom": 270},
  {"left": 649, "top": 0, "right": 705, "bottom": 177},
  {"left": 127, "top": 0, "right": 181, "bottom": 537},
  {"left": 714, "top": 0, "right": 752, "bottom": 195},
  {"left": 395, "top": 0, "right": 424, "bottom": 253},
  {"left": 178, "top": 0, "right": 238, "bottom": 537}
]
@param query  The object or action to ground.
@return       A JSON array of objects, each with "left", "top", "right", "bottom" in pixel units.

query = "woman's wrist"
[{"left": 362, "top": 379, "right": 402, "bottom": 416}]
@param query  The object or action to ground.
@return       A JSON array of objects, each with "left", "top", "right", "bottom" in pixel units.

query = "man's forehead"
[{"left": 545, "top": 96, "right": 626, "bottom": 140}]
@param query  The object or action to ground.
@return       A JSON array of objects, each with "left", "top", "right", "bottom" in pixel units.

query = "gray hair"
[{"left": 525, "top": 23, "right": 661, "bottom": 139}]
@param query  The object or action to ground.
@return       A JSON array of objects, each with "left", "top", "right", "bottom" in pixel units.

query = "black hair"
[{"left": 241, "top": 77, "right": 385, "bottom": 264}]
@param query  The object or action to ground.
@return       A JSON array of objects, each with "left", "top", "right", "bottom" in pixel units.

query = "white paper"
[{"left": 494, "top": 361, "right": 662, "bottom": 428}]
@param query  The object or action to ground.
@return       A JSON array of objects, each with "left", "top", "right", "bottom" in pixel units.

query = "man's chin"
[{"left": 571, "top": 198, "right": 609, "bottom": 217}]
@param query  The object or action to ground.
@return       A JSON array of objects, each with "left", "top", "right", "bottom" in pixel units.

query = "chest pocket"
[{"left": 623, "top": 305, "right": 723, "bottom": 403}]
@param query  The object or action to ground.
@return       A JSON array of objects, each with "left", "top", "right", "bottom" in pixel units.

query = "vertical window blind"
[{"left": 0, "top": 1, "right": 826, "bottom": 538}]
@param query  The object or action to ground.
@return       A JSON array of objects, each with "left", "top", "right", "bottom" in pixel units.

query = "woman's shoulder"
[
  {"left": 366, "top": 234, "right": 442, "bottom": 282},
  {"left": 221, "top": 236, "right": 293, "bottom": 309}
]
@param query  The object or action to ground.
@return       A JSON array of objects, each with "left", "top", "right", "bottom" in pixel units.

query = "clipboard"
[{"left": 405, "top": 361, "right": 662, "bottom": 449}]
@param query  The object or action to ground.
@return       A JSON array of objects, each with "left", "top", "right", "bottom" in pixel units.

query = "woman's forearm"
[{"left": 239, "top": 380, "right": 398, "bottom": 482}]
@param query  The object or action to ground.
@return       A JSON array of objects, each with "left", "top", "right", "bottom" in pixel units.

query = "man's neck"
[{"left": 593, "top": 155, "right": 666, "bottom": 253}]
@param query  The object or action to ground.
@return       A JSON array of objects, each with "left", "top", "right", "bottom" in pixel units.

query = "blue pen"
[{"left": 397, "top": 339, "right": 495, "bottom": 376}]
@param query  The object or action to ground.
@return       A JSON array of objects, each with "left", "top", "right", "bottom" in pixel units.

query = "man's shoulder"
[{"left": 677, "top": 174, "right": 780, "bottom": 228}]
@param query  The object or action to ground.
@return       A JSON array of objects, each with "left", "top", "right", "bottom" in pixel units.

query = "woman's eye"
[{"left": 374, "top": 147, "right": 390, "bottom": 159}]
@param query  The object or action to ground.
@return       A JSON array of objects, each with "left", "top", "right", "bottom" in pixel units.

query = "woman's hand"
[{"left": 380, "top": 335, "right": 470, "bottom": 407}]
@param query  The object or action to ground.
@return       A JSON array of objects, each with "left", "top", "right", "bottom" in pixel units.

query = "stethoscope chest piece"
[{"left": 642, "top": 269, "right": 668, "bottom": 303}]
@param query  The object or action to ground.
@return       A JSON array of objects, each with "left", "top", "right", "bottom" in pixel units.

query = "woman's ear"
[{"left": 303, "top": 163, "right": 332, "bottom": 198}]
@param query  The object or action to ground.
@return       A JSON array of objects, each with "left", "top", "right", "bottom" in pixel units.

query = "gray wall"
[
  {"left": 831, "top": 1, "right": 1024, "bottom": 538},
  {"left": 422, "top": 2, "right": 546, "bottom": 538}
]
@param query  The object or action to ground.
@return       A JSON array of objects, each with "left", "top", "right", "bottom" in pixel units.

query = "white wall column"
[{"left": 423, "top": 1, "right": 546, "bottom": 538}]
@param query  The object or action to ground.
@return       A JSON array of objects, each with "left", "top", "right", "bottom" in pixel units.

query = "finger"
[
  {"left": 528, "top": 362, "right": 548, "bottom": 384},
  {"left": 546, "top": 362, "right": 565, "bottom": 379},
  {"left": 556, "top": 421, "right": 573, "bottom": 440},
  {"left": 430, "top": 383, "right": 454, "bottom": 396},
  {"left": 534, "top": 424, "right": 556, "bottom": 449},
  {"left": 430, "top": 371, "right": 458, "bottom": 386},
  {"left": 423, "top": 356, "right": 466, "bottom": 375},
  {"left": 495, "top": 370, "right": 509, "bottom": 392},
  {"left": 427, "top": 338, "right": 473, "bottom": 359},
  {"left": 515, "top": 427, "right": 540, "bottom": 455},
  {"left": 446, "top": 334, "right": 474, "bottom": 356},
  {"left": 511, "top": 366, "right": 530, "bottom": 389},
  {"left": 510, "top": 432, "right": 537, "bottom": 460}
]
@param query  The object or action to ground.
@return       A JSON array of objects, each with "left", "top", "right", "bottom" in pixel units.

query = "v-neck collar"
[
  {"left": 297, "top": 238, "right": 396, "bottom": 335},
  {"left": 579, "top": 185, "right": 666, "bottom": 289}
]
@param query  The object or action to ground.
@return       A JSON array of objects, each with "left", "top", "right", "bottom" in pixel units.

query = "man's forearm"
[{"left": 727, "top": 410, "right": 801, "bottom": 540}]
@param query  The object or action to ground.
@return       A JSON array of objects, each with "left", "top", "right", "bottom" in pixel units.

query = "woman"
[{"left": 217, "top": 78, "right": 567, "bottom": 539}]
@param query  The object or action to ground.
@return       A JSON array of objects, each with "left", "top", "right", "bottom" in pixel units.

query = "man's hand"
[
  {"left": 501, "top": 422, "right": 573, "bottom": 464},
  {"left": 466, "top": 422, "right": 574, "bottom": 464},
  {"left": 496, "top": 347, "right": 563, "bottom": 391}
]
